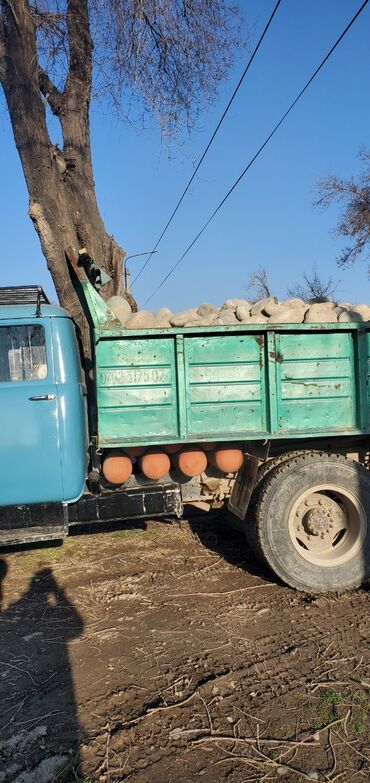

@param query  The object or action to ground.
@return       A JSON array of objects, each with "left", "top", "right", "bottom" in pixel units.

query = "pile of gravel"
[{"left": 106, "top": 295, "right": 370, "bottom": 329}]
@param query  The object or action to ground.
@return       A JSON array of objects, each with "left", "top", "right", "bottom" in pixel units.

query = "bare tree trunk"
[{"left": 0, "top": 0, "right": 136, "bottom": 355}]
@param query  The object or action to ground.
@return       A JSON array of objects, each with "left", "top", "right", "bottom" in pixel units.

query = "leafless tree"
[
  {"left": 246, "top": 265, "right": 272, "bottom": 301},
  {"left": 315, "top": 147, "right": 370, "bottom": 270},
  {"left": 287, "top": 269, "right": 339, "bottom": 303},
  {"left": 0, "top": 0, "right": 244, "bottom": 342}
]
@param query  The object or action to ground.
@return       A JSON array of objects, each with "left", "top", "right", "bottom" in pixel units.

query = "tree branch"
[
  {"left": 3, "top": 0, "right": 19, "bottom": 33},
  {"left": 64, "top": 0, "right": 92, "bottom": 102},
  {"left": 29, "top": 6, "right": 65, "bottom": 27},
  {"left": 0, "top": 8, "right": 5, "bottom": 81},
  {"left": 1, "top": 0, "right": 52, "bottom": 177},
  {"left": 38, "top": 67, "right": 64, "bottom": 116}
]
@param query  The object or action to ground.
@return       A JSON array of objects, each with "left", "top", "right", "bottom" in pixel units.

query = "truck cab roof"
[
  {"left": 0, "top": 303, "right": 70, "bottom": 321},
  {"left": 0, "top": 286, "right": 69, "bottom": 320}
]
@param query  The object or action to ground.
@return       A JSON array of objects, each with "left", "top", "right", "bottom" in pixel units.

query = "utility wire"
[
  {"left": 144, "top": 0, "right": 369, "bottom": 306},
  {"left": 131, "top": 0, "right": 283, "bottom": 287}
]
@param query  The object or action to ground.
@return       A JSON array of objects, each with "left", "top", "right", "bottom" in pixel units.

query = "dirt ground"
[{"left": 0, "top": 514, "right": 369, "bottom": 783}]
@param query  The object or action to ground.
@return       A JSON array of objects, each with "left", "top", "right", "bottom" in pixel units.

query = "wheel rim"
[{"left": 288, "top": 483, "right": 367, "bottom": 567}]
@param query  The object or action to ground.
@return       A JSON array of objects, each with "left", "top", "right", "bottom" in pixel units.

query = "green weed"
[
  {"left": 56, "top": 756, "right": 91, "bottom": 783},
  {"left": 114, "top": 525, "right": 162, "bottom": 541},
  {"left": 307, "top": 686, "right": 370, "bottom": 738},
  {"left": 17, "top": 538, "right": 76, "bottom": 568}
]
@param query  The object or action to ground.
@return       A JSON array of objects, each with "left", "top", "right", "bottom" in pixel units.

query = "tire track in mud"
[{"left": 1, "top": 518, "right": 369, "bottom": 782}]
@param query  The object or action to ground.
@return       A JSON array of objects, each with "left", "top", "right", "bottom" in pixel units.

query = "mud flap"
[{"left": 228, "top": 442, "right": 270, "bottom": 520}]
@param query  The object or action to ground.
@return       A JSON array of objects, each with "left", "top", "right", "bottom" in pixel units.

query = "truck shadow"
[
  {"left": 186, "top": 510, "right": 278, "bottom": 584},
  {"left": 0, "top": 561, "right": 83, "bottom": 782}
]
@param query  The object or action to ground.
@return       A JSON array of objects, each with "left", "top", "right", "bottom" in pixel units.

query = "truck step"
[{"left": 0, "top": 525, "right": 66, "bottom": 547}]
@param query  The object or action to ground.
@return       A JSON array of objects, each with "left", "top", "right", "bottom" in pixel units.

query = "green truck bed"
[{"left": 80, "top": 278, "right": 370, "bottom": 449}]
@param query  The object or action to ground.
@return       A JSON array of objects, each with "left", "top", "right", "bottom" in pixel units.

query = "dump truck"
[{"left": 1, "top": 256, "right": 370, "bottom": 593}]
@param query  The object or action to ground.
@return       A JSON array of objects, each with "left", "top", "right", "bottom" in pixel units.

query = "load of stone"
[{"left": 107, "top": 295, "right": 370, "bottom": 329}]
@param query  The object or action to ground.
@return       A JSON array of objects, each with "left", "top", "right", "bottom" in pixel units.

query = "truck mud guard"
[{"left": 228, "top": 441, "right": 270, "bottom": 520}]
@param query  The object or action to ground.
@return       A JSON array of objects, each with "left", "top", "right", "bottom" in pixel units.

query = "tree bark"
[{"left": 0, "top": 0, "right": 136, "bottom": 356}]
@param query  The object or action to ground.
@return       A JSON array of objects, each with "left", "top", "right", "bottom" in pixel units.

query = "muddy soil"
[{"left": 0, "top": 515, "right": 369, "bottom": 783}]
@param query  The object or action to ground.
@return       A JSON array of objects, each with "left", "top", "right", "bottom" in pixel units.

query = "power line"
[
  {"left": 144, "top": 0, "right": 369, "bottom": 306},
  {"left": 131, "top": 0, "right": 283, "bottom": 287}
]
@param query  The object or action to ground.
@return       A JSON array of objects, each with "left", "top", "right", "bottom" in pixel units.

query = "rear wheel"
[
  {"left": 245, "top": 450, "right": 310, "bottom": 557},
  {"left": 246, "top": 453, "right": 370, "bottom": 592}
]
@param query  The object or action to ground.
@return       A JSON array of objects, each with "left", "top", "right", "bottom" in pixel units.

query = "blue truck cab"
[
  {"left": 0, "top": 285, "right": 181, "bottom": 549},
  {"left": 0, "top": 288, "right": 88, "bottom": 508}
]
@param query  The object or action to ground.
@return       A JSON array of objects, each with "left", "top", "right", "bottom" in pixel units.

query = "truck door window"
[{"left": 0, "top": 325, "right": 48, "bottom": 382}]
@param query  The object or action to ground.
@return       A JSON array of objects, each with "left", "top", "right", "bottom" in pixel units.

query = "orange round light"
[
  {"left": 139, "top": 450, "right": 171, "bottom": 480},
  {"left": 210, "top": 447, "right": 244, "bottom": 473},
  {"left": 102, "top": 453, "right": 133, "bottom": 484},
  {"left": 175, "top": 448, "right": 208, "bottom": 477}
]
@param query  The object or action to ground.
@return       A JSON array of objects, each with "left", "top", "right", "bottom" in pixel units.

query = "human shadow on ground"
[{"left": 0, "top": 562, "right": 83, "bottom": 782}]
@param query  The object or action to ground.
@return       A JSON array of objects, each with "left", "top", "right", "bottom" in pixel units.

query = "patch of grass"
[
  {"left": 114, "top": 525, "right": 163, "bottom": 541},
  {"left": 16, "top": 538, "right": 76, "bottom": 568},
  {"left": 349, "top": 689, "right": 370, "bottom": 737},
  {"left": 268, "top": 748, "right": 280, "bottom": 760},
  {"left": 307, "top": 686, "right": 370, "bottom": 738},
  {"left": 308, "top": 688, "right": 344, "bottom": 727},
  {"left": 56, "top": 756, "right": 92, "bottom": 783}
]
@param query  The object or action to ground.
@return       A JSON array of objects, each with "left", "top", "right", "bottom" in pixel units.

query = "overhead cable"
[
  {"left": 144, "top": 0, "right": 369, "bottom": 305},
  {"left": 131, "top": 0, "right": 283, "bottom": 286}
]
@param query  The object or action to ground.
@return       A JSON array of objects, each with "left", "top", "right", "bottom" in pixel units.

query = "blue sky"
[{"left": 1, "top": 0, "right": 369, "bottom": 311}]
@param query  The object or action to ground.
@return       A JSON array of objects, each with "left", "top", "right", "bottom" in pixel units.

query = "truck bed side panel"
[
  {"left": 275, "top": 331, "right": 357, "bottom": 435},
  {"left": 97, "top": 336, "right": 179, "bottom": 444},
  {"left": 94, "top": 326, "right": 368, "bottom": 447}
]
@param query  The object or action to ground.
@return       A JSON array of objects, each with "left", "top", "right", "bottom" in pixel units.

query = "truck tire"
[
  {"left": 245, "top": 449, "right": 315, "bottom": 558},
  {"left": 246, "top": 452, "right": 370, "bottom": 593}
]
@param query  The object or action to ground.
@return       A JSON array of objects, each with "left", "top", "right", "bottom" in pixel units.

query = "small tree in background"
[
  {"left": 287, "top": 269, "right": 339, "bottom": 303},
  {"left": 246, "top": 265, "right": 272, "bottom": 302},
  {"left": 315, "top": 147, "right": 370, "bottom": 270}
]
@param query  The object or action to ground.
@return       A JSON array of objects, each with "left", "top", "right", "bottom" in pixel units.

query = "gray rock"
[
  {"left": 221, "top": 298, "right": 249, "bottom": 311},
  {"left": 236, "top": 304, "right": 251, "bottom": 321},
  {"left": 184, "top": 316, "right": 214, "bottom": 327},
  {"left": 106, "top": 295, "right": 132, "bottom": 326},
  {"left": 213, "top": 311, "right": 239, "bottom": 325},
  {"left": 338, "top": 309, "right": 366, "bottom": 322},
  {"left": 197, "top": 303, "right": 218, "bottom": 318},
  {"left": 154, "top": 318, "right": 171, "bottom": 328},
  {"left": 250, "top": 297, "right": 278, "bottom": 316},
  {"left": 155, "top": 307, "right": 173, "bottom": 319},
  {"left": 304, "top": 304, "right": 337, "bottom": 323},
  {"left": 284, "top": 297, "right": 307, "bottom": 308},
  {"left": 314, "top": 299, "right": 336, "bottom": 309},
  {"left": 242, "top": 314, "right": 269, "bottom": 324},
  {"left": 125, "top": 310, "right": 156, "bottom": 329},
  {"left": 170, "top": 308, "right": 198, "bottom": 326},
  {"left": 263, "top": 299, "right": 281, "bottom": 316},
  {"left": 349, "top": 304, "right": 370, "bottom": 320},
  {"left": 270, "top": 307, "right": 306, "bottom": 324},
  {"left": 266, "top": 297, "right": 306, "bottom": 317}
]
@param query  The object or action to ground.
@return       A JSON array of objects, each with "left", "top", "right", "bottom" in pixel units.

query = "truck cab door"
[{"left": 0, "top": 321, "right": 63, "bottom": 506}]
